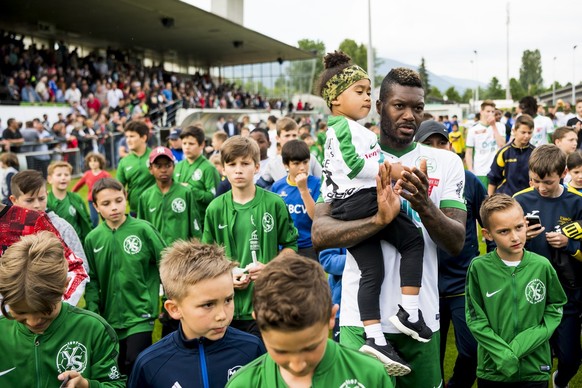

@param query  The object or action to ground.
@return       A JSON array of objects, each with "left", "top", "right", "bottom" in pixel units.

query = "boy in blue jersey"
[
  {"left": 513, "top": 144, "right": 582, "bottom": 388},
  {"left": 128, "top": 239, "right": 265, "bottom": 388},
  {"left": 271, "top": 140, "right": 321, "bottom": 260}
]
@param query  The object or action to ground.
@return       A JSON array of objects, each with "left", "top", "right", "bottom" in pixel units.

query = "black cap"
[{"left": 414, "top": 120, "right": 449, "bottom": 143}]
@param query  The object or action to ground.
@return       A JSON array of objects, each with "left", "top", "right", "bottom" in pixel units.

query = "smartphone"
[{"left": 525, "top": 214, "right": 541, "bottom": 229}]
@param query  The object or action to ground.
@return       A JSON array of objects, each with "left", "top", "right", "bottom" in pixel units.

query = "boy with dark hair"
[
  {"left": 466, "top": 194, "right": 566, "bottom": 386},
  {"left": 203, "top": 135, "right": 298, "bottom": 338},
  {"left": 226, "top": 253, "right": 393, "bottom": 387},
  {"left": 128, "top": 239, "right": 265, "bottom": 388},
  {"left": 0, "top": 232, "right": 125, "bottom": 387},
  {"left": 514, "top": 144, "right": 582, "bottom": 388},
  {"left": 137, "top": 146, "right": 202, "bottom": 245},
  {"left": 47, "top": 161, "right": 93, "bottom": 243},
  {"left": 174, "top": 125, "right": 220, "bottom": 222},
  {"left": 116, "top": 120, "right": 155, "bottom": 216},
  {"left": 85, "top": 178, "right": 166, "bottom": 376},
  {"left": 487, "top": 114, "right": 536, "bottom": 196},
  {"left": 271, "top": 139, "right": 321, "bottom": 260}
]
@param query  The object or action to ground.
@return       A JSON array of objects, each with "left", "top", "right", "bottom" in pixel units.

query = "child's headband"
[{"left": 321, "top": 65, "right": 369, "bottom": 107}]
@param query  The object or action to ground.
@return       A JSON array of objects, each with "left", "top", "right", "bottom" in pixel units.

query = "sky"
[{"left": 186, "top": 0, "right": 582, "bottom": 90}]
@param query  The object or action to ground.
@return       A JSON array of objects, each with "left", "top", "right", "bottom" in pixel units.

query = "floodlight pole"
[
  {"left": 367, "top": 0, "right": 375, "bottom": 97},
  {"left": 553, "top": 57, "right": 557, "bottom": 106},
  {"left": 505, "top": 2, "right": 511, "bottom": 100},
  {"left": 574, "top": 45, "right": 578, "bottom": 105}
]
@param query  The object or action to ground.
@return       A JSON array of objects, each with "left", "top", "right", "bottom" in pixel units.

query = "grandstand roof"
[{"left": 2, "top": 0, "right": 314, "bottom": 67}]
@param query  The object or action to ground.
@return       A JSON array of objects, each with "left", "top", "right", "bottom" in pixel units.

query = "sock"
[
  {"left": 402, "top": 294, "right": 419, "bottom": 323},
  {"left": 364, "top": 323, "right": 387, "bottom": 346}
]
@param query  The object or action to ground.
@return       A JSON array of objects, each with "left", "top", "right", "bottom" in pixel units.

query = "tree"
[
  {"left": 509, "top": 77, "right": 526, "bottom": 101},
  {"left": 519, "top": 49, "right": 543, "bottom": 95},
  {"left": 444, "top": 86, "right": 462, "bottom": 103},
  {"left": 484, "top": 77, "right": 505, "bottom": 100},
  {"left": 428, "top": 86, "right": 442, "bottom": 100},
  {"left": 461, "top": 88, "right": 473, "bottom": 103},
  {"left": 287, "top": 39, "right": 326, "bottom": 94},
  {"left": 418, "top": 57, "right": 430, "bottom": 94},
  {"left": 338, "top": 39, "right": 368, "bottom": 70}
]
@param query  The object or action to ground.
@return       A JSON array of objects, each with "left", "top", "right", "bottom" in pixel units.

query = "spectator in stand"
[
  {"left": 35, "top": 75, "right": 50, "bottom": 102},
  {"left": 21, "top": 80, "right": 41, "bottom": 102},
  {"left": 85, "top": 92, "right": 101, "bottom": 114},
  {"left": 2, "top": 118, "right": 24, "bottom": 153},
  {"left": 223, "top": 115, "right": 238, "bottom": 137},
  {"left": 6, "top": 77, "right": 20, "bottom": 100},
  {"left": 64, "top": 81, "right": 81, "bottom": 104},
  {"left": 107, "top": 81, "right": 124, "bottom": 110}
]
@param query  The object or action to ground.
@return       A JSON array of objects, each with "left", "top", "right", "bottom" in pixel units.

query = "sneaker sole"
[
  {"left": 388, "top": 315, "right": 432, "bottom": 343},
  {"left": 359, "top": 345, "right": 412, "bottom": 376}
]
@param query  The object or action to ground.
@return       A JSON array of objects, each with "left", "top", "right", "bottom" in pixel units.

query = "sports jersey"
[
  {"left": 514, "top": 186, "right": 582, "bottom": 288},
  {"left": 438, "top": 170, "right": 487, "bottom": 296},
  {"left": 531, "top": 114, "right": 554, "bottom": 147},
  {"left": 321, "top": 115, "right": 382, "bottom": 202},
  {"left": 271, "top": 175, "right": 320, "bottom": 248},
  {"left": 128, "top": 326, "right": 265, "bottom": 388},
  {"left": 137, "top": 182, "right": 202, "bottom": 246},
  {"left": 0, "top": 205, "right": 87, "bottom": 305},
  {"left": 340, "top": 142, "right": 466, "bottom": 334},
  {"left": 466, "top": 250, "right": 566, "bottom": 382},
  {"left": 449, "top": 131, "right": 465, "bottom": 155},
  {"left": 173, "top": 155, "right": 220, "bottom": 220},
  {"left": 0, "top": 302, "right": 125, "bottom": 387},
  {"left": 117, "top": 148, "right": 155, "bottom": 213},
  {"left": 84, "top": 216, "right": 166, "bottom": 339},
  {"left": 465, "top": 122, "right": 505, "bottom": 176},
  {"left": 487, "top": 140, "right": 535, "bottom": 196},
  {"left": 202, "top": 187, "right": 298, "bottom": 320},
  {"left": 47, "top": 191, "right": 92, "bottom": 243},
  {"left": 225, "top": 339, "right": 393, "bottom": 388}
]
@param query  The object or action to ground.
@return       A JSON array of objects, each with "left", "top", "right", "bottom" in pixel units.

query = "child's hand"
[
  {"left": 526, "top": 221, "right": 545, "bottom": 240},
  {"left": 233, "top": 273, "right": 251, "bottom": 290},
  {"left": 389, "top": 163, "right": 411, "bottom": 181},
  {"left": 247, "top": 261, "right": 265, "bottom": 281},
  {"left": 546, "top": 231, "right": 568, "bottom": 249},
  {"left": 58, "top": 371, "right": 89, "bottom": 388},
  {"left": 295, "top": 173, "right": 308, "bottom": 190}
]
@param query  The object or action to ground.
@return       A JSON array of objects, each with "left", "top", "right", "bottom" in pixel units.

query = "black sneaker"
[
  {"left": 388, "top": 304, "right": 433, "bottom": 343},
  {"left": 359, "top": 338, "right": 412, "bottom": 376}
]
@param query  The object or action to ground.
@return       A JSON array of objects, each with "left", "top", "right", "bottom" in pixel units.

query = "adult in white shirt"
[
  {"left": 106, "top": 82, "right": 124, "bottom": 109},
  {"left": 519, "top": 96, "right": 553, "bottom": 147}
]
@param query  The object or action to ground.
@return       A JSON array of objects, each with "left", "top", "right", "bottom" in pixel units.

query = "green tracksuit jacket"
[
  {"left": 202, "top": 187, "right": 298, "bottom": 320},
  {"left": 173, "top": 155, "right": 220, "bottom": 221},
  {"left": 47, "top": 191, "right": 93, "bottom": 243},
  {"left": 0, "top": 302, "right": 126, "bottom": 387},
  {"left": 466, "top": 250, "right": 566, "bottom": 382},
  {"left": 84, "top": 216, "right": 166, "bottom": 339},
  {"left": 116, "top": 148, "right": 155, "bottom": 214},
  {"left": 225, "top": 339, "right": 393, "bottom": 387}
]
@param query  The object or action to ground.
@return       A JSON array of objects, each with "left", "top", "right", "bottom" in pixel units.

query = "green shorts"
[
  {"left": 340, "top": 326, "right": 442, "bottom": 388},
  {"left": 477, "top": 176, "right": 489, "bottom": 189}
]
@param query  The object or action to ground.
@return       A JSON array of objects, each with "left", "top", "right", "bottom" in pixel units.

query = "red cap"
[{"left": 149, "top": 146, "right": 175, "bottom": 164}]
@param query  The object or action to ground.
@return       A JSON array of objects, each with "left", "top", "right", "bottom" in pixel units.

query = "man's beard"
[{"left": 381, "top": 120, "right": 415, "bottom": 145}]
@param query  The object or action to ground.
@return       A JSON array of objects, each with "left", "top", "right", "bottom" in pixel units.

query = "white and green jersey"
[
  {"left": 321, "top": 116, "right": 382, "bottom": 202},
  {"left": 340, "top": 143, "right": 466, "bottom": 334},
  {"left": 226, "top": 339, "right": 393, "bottom": 388},
  {"left": 137, "top": 182, "right": 202, "bottom": 246},
  {"left": 465, "top": 122, "right": 505, "bottom": 176},
  {"left": 532, "top": 114, "right": 554, "bottom": 146}
]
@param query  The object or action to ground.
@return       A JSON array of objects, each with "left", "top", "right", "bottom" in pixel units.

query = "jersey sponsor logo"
[
  {"left": 0, "top": 367, "right": 15, "bottom": 377},
  {"left": 427, "top": 178, "right": 440, "bottom": 196},
  {"left": 171, "top": 198, "right": 186, "bottom": 213},
  {"left": 525, "top": 279, "right": 546, "bottom": 304},
  {"left": 262, "top": 212, "right": 274, "bottom": 233},
  {"left": 279, "top": 190, "right": 288, "bottom": 198},
  {"left": 415, "top": 156, "right": 437, "bottom": 174},
  {"left": 123, "top": 235, "right": 142, "bottom": 254},
  {"left": 93, "top": 246, "right": 104, "bottom": 253},
  {"left": 56, "top": 341, "right": 88, "bottom": 373},
  {"left": 149, "top": 207, "right": 157, "bottom": 212},
  {"left": 288, "top": 203, "right": 307, "bottom": 214},
  {"left": 455, "top": 180, "right": 463, "bottom": 199},
  {"left": 363, "top": 149, "right": 379, "bottom": 159},
  {"left": 69, "top": 205, "right": 77, "bottom": 217},
  {"left": 339, "top": 379, "right": 366, "bottom": 388},
  {"left": 125, "top": 166, "right": 133, "bottom": 171},
  {"left": 192, "top": 169, "right": 203, "bottom": 181},
  {"left": 486, "top": 289, "right": 501, "bottom": 298},
  {"left": 171, "top": 382, "right": 183, "bottom": 388},
  {"left": 219, "top": 224, "right": 228, "bottom": 229},
  {"left": 108, "top": 366, "right": 120, "bottom": 380},
  {"left": 227, "top": 365, "right": 243, "bottom": 380}
]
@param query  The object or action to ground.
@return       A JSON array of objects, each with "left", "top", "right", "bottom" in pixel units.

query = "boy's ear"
[
  {"left": 561, "top": 169, "right": 568, "bottom": 179},
  {"left": 328, "top": 304, "right": 339, "bottom": 330},
  {"left": 8, "top": 194, "right": 17, "bottom": 205},
  {"left": 251, "top": 311, "right": 256, "bottom": 320},
  {"left": 164, "top": 299, "right": 182, "bottom": 321},
  {"left": 330, "top": 97, "right": 341, "bottom": 107},
  {"left": 481, "top": 228, "right": 494, "bottom": 242}
]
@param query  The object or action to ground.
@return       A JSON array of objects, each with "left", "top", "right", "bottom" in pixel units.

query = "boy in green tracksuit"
[
  {"left": 466, "top": 194, "right": 566, "bottom": 387},
  {"left": 174, "top": 125, "right": 220, "bottom": 222},
  {"left": 137, "top": 146, "right": 202, "bottom": 246},
  {"left": 116, "top": 120, "right": 155, "bottom": 216},
  {"left": 0, "top": 231, "right": 126, "bottom": 387},
  {"left": 85, "top": 178, "right": 166, "bottom": 377},
  {"left": 202, "top": 135, "right": 298, "bottom": 338},
  {"left": 226, "top": 253, "right": 393, "bottom": 388},
  {"left": 47, "top": 160, "right": 93, "bottom": 242}
]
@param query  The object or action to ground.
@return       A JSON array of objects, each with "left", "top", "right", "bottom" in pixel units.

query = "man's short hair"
[
  {"left": 180, "top": 125, "right": 206, "bottom": 145},
  {"left": 276, "top": 117, "right": 298, "bottom": 136},
  {"left": 514, "top": 114, "right": 534, "bottom": 130},
  {"left": 11, "top": 170, "right": 46, "bottom": 198},
  {"left": 529, "top": 144, "right": 566, "bottom": 179},
  {"left": 552, "top": 126, "right": 577, "bottom": 143},
  {"left": 47, "top": 161, "right": 73, "bottom": 176},
  {"left": 92, "top": 177, "right": 125, "bottom": 203},
  {"left": 160, "top": 239, "right": 236, "bottom": 302},
  {"left": 221, "top": 135, "right": 260, "bottom": 165},
  {"left": 379, "top": 67, "right": 423, "bottom": 101},
  {"left": 212, "top": 131, "right": 228, "bottom": 143},
  {"left": 253, "top": 252, "right": 332, "bottom": 331},
  {"left": 0, "top": 231, "right": 68, "bottom": 317},
  {"left": 124, "top": 120, "right": 149, "bottom": 138},
  {"left": 519, "top": 96, "right": 538, "bottom": 116},
  {"left": 480, "top": 100, "right": 496, "bottom": 110},
  {"left": 282, "top": 139, "right": 311, "bottom": 165},
  {"left": 479, "top": 193, "right": 523, "bottom": 230},
  {"left": 267, "top": 115, "right": 277, "bottom": 125},
  {"left": 0, "top": 152, "right": 19, "bottom": 169}
]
